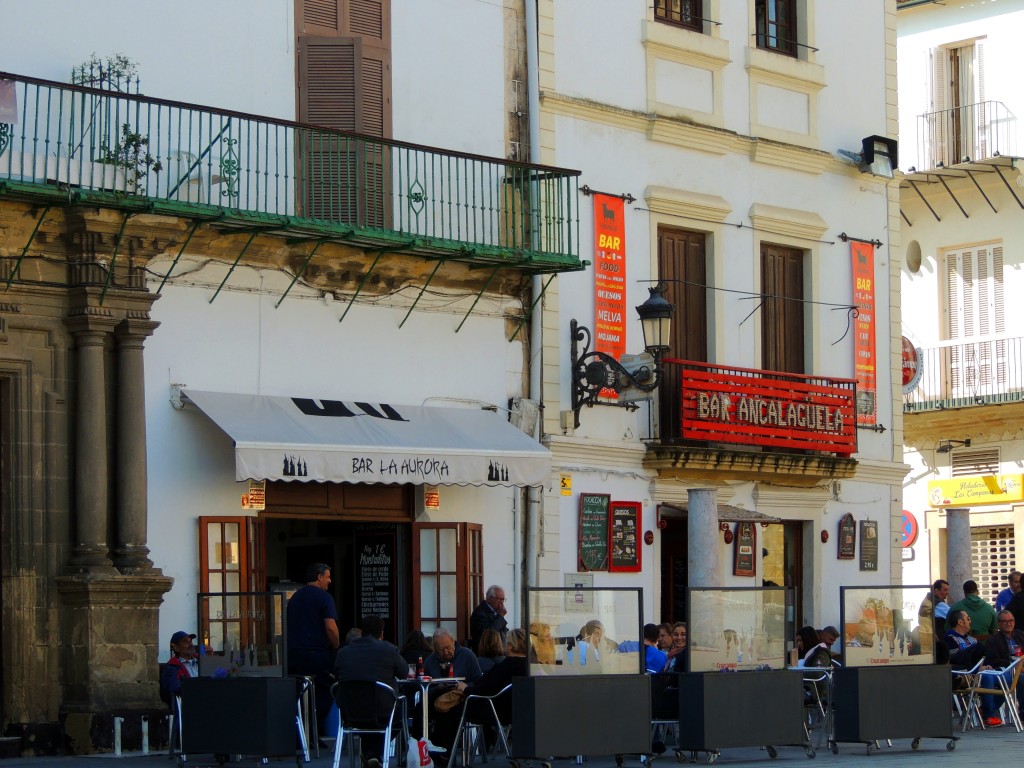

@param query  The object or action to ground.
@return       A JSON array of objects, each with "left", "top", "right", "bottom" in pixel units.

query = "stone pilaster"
[
  {"left": 113, "top": 317, "right": 160, "bottom": 574},
  {"left": 65, "top": 312, "right": 118, "bottom": 574}
]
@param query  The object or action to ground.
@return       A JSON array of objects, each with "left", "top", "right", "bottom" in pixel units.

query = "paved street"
[{"left": 0, "top": 720, "right": 1016, "bottom": 768}]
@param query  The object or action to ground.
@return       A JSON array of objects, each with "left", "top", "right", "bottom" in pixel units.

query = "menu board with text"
[
  {"left": 608, "top": 501, "right": 641, "bottom": 572},
  {"left": 578, "top": 493, "right": 610, "bottom": 571}
]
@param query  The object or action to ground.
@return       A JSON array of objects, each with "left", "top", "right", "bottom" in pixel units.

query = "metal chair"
[
  {"left": 801, "top": 667, "right": 832, "bottom": 750},
  {"left": 952, "top": 656, "right": 987, "bottom": 731},
  {"left": 966, "top": 656, "right": 1023, "bottom": 732},
  {"left": 446, "top": 684, "right": 512, "bottom": 768},
  {"left": 296, "top": 676, "right": 316, "bottom": 762},
  {"left": 168, "top": 695, "right": 185, "bottom": 761},
  {"left": 332, "top": 681, "right": 402, "bottom": 768}
]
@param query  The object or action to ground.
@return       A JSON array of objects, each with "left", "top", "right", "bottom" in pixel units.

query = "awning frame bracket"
[
  {"left": 275, "top": 239, "right": 326, "bottom": 309},
  {"left": 908, "top": 180, "right": 941, "bottom": 222},
  {"left": 994, "top": 164, "right": 1024, "bottom": 210},
  {"left": 5, "top": 204, "right": 51, "bottom": 291},
  {"left": 157, "top": 220, "right": 202, "bottom": 294},
  {"left": 209, "top": 231, "right": 259, "bottom": 304},
  {"left": 455, "top": 264, "right": 501, "bottom": 333},
  {"left": 936, "top": 174, "right": 968, "bottom": 218},
  {"left": 509, "top": 273, "right": 556, "bottom": 342},
  {"left": 399, "top": 259, "right": 444, "bottom": 329},
  {"left": 965, "top": 170, "right": 998, "bottom": 214},
  {"left": 338, "top": 248, "right": 387, "bottom": 325}
]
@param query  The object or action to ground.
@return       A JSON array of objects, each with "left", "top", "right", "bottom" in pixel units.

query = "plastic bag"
[{"left": 410, "top": 737, "right": 433, "bottom": 768}]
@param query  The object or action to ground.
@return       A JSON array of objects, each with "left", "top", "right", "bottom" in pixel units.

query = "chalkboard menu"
[
  {"left": 608, "top": 501, "right": 641, "bottom": 572},
  {"left": 354, "top": 525, "right": 397, "bottom": 623},
  {"left": 578, "top": 493, "right": 610, "bottom": 571},
  {"left": 859, "top": 520, "right": 878, "bottom": 571},
  {"left": 733, "top": 521, "right": 756, "bottom": 577}
]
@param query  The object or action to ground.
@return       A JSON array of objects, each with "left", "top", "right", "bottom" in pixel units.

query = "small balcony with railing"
[
  {"left": 0, "top": 71, "right": 583, "bottom": 276},
  {"left": 914, "top": 100, "right": 1017, "bottom": 172},
  {"left": 903, "top": 335, "right": 1024, "bottom": 412}
]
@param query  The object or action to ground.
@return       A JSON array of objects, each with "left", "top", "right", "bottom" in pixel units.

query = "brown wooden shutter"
[
  {"left": 298, "top": 0, "right": 343, "bottom": 34},
  {"left": 760, "top": 244, "right": 804, "bottom": 374},
  {"left": 657, "top": 226, "right": 707, "bottom": 441}
]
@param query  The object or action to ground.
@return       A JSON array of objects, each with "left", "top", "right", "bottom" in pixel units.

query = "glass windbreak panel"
[
  {"left": 839, "top": 585, "right": 935, "bottom": 667},
  {"left": 525, "top": 587, "right": 643, "bottom": 676},
  {"left": 686, "top": 587, "right": 791, "bottom": 672},
  {"left": 197, "top": 591, "right": 286, "bottom": 677}
]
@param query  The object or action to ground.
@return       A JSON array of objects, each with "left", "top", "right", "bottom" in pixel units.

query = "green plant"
[
  {"left": 71, "top": 53, "right": 138, "bottom": 93},
  {"left": 99, "top": 123, "right": 162, "bottom": 194}
]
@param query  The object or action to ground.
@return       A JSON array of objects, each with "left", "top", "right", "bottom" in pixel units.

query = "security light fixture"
[
  {"left": 569, "top": 284, "right": 674, "bottom": 429},
  {"left": 936, "top": 438, "right": 971, "bottom": 454},
  {"left": 838, "top": 135, "right": 899, "bottom": 179}
]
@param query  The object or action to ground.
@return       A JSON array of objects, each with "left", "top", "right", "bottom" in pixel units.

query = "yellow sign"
[
  {"left": 560, "top": 473, "right": 572, "bottom": 497},
  {"left": 928, "top": 474, "right": 1024, "bottom": 508}
]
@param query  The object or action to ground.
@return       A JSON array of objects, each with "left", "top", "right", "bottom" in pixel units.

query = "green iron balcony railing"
[
  {"left": 904, "top": 335, "right": 1024, "bottom": 412},
  {"left": 0, "top": 71, "right": 582, "bottom": 273}
]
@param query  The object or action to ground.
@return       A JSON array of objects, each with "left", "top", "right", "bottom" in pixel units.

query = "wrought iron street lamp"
[{"left": 569, "top": 284, "right": 674, "bottom": 428}]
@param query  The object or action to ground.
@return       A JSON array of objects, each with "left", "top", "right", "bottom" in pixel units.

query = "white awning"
[{"left": 182, "top": 389, "right": 550, "bottom": 487}]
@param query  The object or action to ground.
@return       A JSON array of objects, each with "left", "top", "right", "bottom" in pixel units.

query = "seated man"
[
  {"left": 945, "top": 610, "right": 1002, "bottom": 725},
  {"left": 424, "top": 628, "right": 481, "bottom": 682},
  {"left": 981, "top": 610, "right": 1024, "bottom": 724},
  {"left": 160, "top": 631, "right": 198, "bottom": 706},
  {"left": 334, "top": 615, "right": 408, "bottom": 768}
]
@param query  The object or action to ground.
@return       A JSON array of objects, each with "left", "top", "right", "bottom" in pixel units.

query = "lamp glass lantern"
[{"left": 636, "top": 285, "right": 673, "bottom": 354}]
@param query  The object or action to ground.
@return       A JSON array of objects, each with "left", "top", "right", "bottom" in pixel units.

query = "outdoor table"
[{"left": 400, "top": 676, "right": 464, "bottom": 740}]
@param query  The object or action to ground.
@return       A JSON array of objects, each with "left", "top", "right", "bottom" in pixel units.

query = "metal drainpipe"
[{"left": 524, "top": 0, "right": 544, "bottom": 593}]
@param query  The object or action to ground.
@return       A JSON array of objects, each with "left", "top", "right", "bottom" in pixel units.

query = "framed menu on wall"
[
  {"left": 354, "top": 524, "right": 397, "bottom": 630},
  {"left": 578, "top": 493, "right": 610, "bottom": 571},
  {"left": 838, "top": 513, "right": 856, "bottom": 560},
  {"left": 859, "top": 520, "right": 879, "bottom": 571},
  {"left": 608, "top": 501, "right": 641, "bottom": 573}
]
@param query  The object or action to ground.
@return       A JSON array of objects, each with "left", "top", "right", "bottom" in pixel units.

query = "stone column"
[
  {"left": 113, "top": 318, "right": 160, "bottom": 573},
  {"left": 65, "top": 314, "right": 118, "bottom": 573},
  {"left": 946, "top": 507, "right": 973, "bottom": 603},
  {"left": 688, "top": 488, "right": 721, "bottom": 587}
]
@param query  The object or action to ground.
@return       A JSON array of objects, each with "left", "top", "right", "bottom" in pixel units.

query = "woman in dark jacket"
[{"left": 432, "top": 628, "right": 527, "bottom": 755}]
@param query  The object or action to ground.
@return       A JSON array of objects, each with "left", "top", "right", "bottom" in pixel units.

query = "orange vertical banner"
[
  {"left": 593, "top": 194, "right": 627, "bottom": 399},
  {"left": 851, "top": 241, "right": 877, "bottom": 424}
]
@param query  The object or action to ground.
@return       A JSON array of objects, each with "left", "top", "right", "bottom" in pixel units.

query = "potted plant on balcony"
[{"left": 70, "top": 53, "right": 161, "bottom": 194}]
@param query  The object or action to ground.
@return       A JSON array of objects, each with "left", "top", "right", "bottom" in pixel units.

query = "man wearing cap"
[{"left": 160, "top": 631, "right": 198, "bottom": 704}]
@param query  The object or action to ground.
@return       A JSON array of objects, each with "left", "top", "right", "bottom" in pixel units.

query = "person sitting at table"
[
  {"left": 944, "top": 609, "right": 986, "bottom": 668},
  {"left": 477, "top": 629, "right": 506, "bottom": 673},
  {"left": 566, "top": 619, "right": 604, "bottom": 667},
  {"left": 797, "top": 625, "right": 832, "bottom": 668},
  {"left": 160, "top": 630, "right": 198, "bottom": 705},
  {"left": 980, "top": 610, "right": 1024, "bottom": 723},
  {"left": 400, "top": 629, "right": 433, "bottom": 666},
  {"left": 430, "top": 628, "right": 528, "bottom": 758},
  {"left": 657, "top": 623, "right": 673, "bottom": 653},
  {"left": 424, "top": 628, "right": 482, "bottom": 682},
  {"left": 662, "top": 622, "right": 688, "bottom": 672},
  {"left": 334, "top": 615, "right": 409, "bottom": 768}
]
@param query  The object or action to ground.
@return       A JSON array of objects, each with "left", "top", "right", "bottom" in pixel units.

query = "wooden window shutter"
[
  {"left": 657, "top": 226, "right": 707, "bottom": 441},
  {"left": 298, "top": 0, "right": 343, "bottom": 34},
  {"left": 760, "top": 244, "right": 804, "bottom": 374}
]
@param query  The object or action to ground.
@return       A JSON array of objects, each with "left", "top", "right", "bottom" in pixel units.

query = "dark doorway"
[
  {"left": 660, "top": 513, "right": 689, "bottom": 624},
  {"left": 763, "top": 521, "right": 804, "bottom": 632},
  {"left": 265, "top": 518, "right": 409, "bottom": 645}
]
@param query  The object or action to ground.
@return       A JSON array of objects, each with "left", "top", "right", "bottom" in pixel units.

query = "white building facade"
[{"left": 897, "top": 0, "right": 1024, "bottom": 604}]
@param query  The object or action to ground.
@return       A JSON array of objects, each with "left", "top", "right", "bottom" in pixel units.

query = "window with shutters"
[
  {"left": 971, "top": 525, "right": 1015, "bottom": 607},
  {"left": 755, "top": 0, "right": 798, "bottom": 57},
  {"left": 760, "top": 243, "right": 805, "bottom": 374},
  {"left": 413, "top": 523, "right": 482, "bottom": 645},
  {"left": 925, "top": 39, "right": 987, "bottom": 167},
  {"left": 944, "top": 243, "right": 1006, "bottom": 398},
  {"left": 655, "top": 0, "right": 704, "bottom": 32},
  {"left": 296, "top": 0, "right": 391, "bottom": 227},
  {"left": 657, "top": 226, "right": 708, "bottom": 441}
]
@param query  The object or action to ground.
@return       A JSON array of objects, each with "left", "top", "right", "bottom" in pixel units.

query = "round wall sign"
[
  {"left": 901, "top": 336, "right": 923, "bottom": 394},
  {"left": 901, "top": 510, "right": 919, "bottom": 548}
]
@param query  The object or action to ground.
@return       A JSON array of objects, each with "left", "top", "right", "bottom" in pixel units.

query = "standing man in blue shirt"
[{"left": 287, "top": 563, "right": 340, "bottom": 734}]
